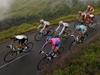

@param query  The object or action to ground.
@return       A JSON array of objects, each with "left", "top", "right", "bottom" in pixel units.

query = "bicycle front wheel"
[
  {"left": 4, "top": 51, "right": 17, "bottom": 62},
  {"left": 24, "top": 42, "right": 34, "bottom": 53},
  {"left": 69, "top": 40, "right": 77, "bottom": 50},
  {"left": 34, "top": 32, "right": 43, "bottom": 41},
  {"left": 37, "top": 57, "right": 49, "bottom": 70}
]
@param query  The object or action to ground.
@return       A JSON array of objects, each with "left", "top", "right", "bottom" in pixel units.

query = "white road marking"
[
  {"left": 0, "top": 53, "right": 29, "bottom": 69},
  {"left": 0, "top": 22, "right": 100, "bottom": 69}
]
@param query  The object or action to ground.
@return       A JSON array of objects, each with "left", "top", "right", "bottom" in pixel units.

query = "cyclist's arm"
[
  {"left": 37, "top": 24, "right": 42, "bottom": 29},
  {"left": 73, "top": 30, "right": 76, "bottom": 35},
  {"left": 11, "top": 39, "right": 15, "bottom": 45},
  {"left": 55, "top": 25, "right": 60, "bottom": 31},
  {"left": 25, "top": 38, "right": 28, "bottom": 44},
  {"left": 48, "top": 44, "right": 55, "bottom": 56},
  {"left": 40, "top": 24, "right": 46, "bottom": 33},
  {"left": 59, "top": 26, "right": 65, "bottom": 35},
  {"left": 41, "top": 42, "right": 47, "bottom": 51}
]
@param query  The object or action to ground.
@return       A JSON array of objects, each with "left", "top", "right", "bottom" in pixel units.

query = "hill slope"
[{"left": 0, "top": 0, "right": 100, "bottom": 31}]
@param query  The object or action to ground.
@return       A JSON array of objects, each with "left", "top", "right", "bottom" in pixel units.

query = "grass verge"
[{"left": 0, "top": 7, "right": 100, "bottom": 44}]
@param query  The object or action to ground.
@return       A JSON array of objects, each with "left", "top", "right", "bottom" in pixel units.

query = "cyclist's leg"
[
  {"left": 78, "top": 33, "right": 83, "bottom": 40},
  {"left": 14, "top": 40, "right": 25, "bottom": 51},
  {"left": 84, "top": 15, "right": 87, "bottom": 23},
  {"left": 45, "top": 25, "right": 50, "bottom": 35},
  {"left": 53, "top": 42, "right": 61, "bottom": 55},
  {"left": 63, "top": 27, "right": 68, "bottom": 37}
]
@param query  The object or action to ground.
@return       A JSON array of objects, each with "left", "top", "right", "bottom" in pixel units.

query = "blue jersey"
[{"left": 79, "top": 25, "right": 87, "bottom": 34}]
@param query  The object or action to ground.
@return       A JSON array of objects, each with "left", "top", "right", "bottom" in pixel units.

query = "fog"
[{"left": 0, "top": 0, "right": 13, "bottom": 20}]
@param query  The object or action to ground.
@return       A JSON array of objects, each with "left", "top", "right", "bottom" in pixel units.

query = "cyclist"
[
  {"left": 77, "top": 11, "right": 87, "bottom": 23},
  {"left": 55, "top": 21, "right": 69, "bottom": 37},
  {"left": 37, "top": 19, "right": 51, "bottom": 35},
  {"left": 86, "top": 5, "right": 94, "bottom": 14},
  {"left": 39, "top": 36, "right": 61, "bottom": 60},
  {"left": 8, "top": 35, "right": 28, "bottom": 53},
  {"left": 71, "top": 25, "right": 87, "bottom": 43}
]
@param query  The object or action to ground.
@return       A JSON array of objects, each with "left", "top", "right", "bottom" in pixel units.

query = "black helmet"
[{"left": 11, "top": 35, "right": 16, "bottom": 39}]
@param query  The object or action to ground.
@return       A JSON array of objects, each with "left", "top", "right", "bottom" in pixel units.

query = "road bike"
[
  {"left": 69, "top": 34, "right": 88, "bottom": 50},
  {"left": 4, "top": 42, "right": 34, "bottom": 62},
  {"left": 34, "top": 28, "right": 54, "bottom": 41},
  {"left": 37, "top": 47, "right": 64, "bottom": 70},
  {"left": 54, "top": 30, "right": 72, "bottom": 40}
]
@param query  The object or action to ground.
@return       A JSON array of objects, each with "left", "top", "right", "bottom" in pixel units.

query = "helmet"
[
  {"left": 88, "top": 5, "right": 90, "bottom": 8},
  {"left": 11, "top": 35, "right": 16, "bottom": 39},
  {"left": 78, "top": 11, "right": 81, "bottom": 14},
  {"left": 59, "top": 21, "right": 63, "bottom": 25},
  {"left": 76, "top": 25, "right": 80, "bottom": 30},
  {"left": 40, "top": 19, "right": 44, "bottom": 23},
  {"left": 46, "top": 36, "right": 52, "bottom": 42}
]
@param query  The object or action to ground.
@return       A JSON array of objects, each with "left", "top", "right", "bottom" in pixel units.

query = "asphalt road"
[{"left": 0, "top": 15, "right": 100, "bottom": 75}]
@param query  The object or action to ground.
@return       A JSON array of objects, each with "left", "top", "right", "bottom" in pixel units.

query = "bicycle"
[
  {"left": 4, "top": 42, "right": 34, "bottom": 62},
  {"left": 54, "top": 30, "right": 72, "bottom": 40},
  {"left": 74, "top": 18, "right": 85, "bottom": 29},
  {"left": 37, "top": 47, "right": 64, "bottom": 70},
  {"left": 85, "top": 16, "right": 97, "bottom": 30},
  {"left": 69, "top": 34, "right": 88, "bottom": 50},
  {"left": 34, "top": 28, "right": 54, "bottom": 41}
]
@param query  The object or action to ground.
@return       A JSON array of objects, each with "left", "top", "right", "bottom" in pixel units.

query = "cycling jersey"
[
  {"left": 81, "top": 12, "right": 86, "bottom": 17},
  {"left": 38, "top": 21, "right": 50, "bottom": 33},
  {"left": 41, "top": 38, "right": 61, "bottom": 56},
  {"left": 78, "top": 25, "right": 87, "bottom": 34},
  {"left": 89, "top": 7, "right": 94, "bottom": 12},
  {"left": 15, "top": 35, "right": 28, "bottom": 45},
  {"left": 55, "top": 23, "right": 69, "bottom": 35}
]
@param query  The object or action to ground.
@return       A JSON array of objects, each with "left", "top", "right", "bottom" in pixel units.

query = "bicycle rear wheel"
[
  {"left": 65, "top": 30, "right": 72, "bottom": 39},
  {"left": 34, "top": 32, "right": 43, "bottom": 41},
  {"left": 37, "top": 57, "right": 49, "bottom": 70},
  {"left": 48, "top": 28, "right": 54, "bottom": 36},
  {"left": 74, "top": 21, "right": 81, "bottom": 29},
  {"left": 92, "top": 21, "right": 97, "bottom": 29},
  {"left": 58, "top": 47, "right": 64, "bottom": 55},
  {"left": 24, "top": 42, "right": 34, "bottom": 53},
  {"left": 83, "top": 34, "right": 88, "bottom": 42},
  {"left": 4, "top": 51, "right": 17, "bottom": 62}
]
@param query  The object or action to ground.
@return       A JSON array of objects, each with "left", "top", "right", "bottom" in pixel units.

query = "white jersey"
[
  {"left": 89, "top": 14, "right": 94, "bottom": 17},
  {"left": 38, "top": 21, "right": 50, "bottom": 32},
  {"left": 16, "top": 35, "right": 27, "bottom": 40},
  {"left": 55, "top": 23, "right": 69, "bottom": 35}
]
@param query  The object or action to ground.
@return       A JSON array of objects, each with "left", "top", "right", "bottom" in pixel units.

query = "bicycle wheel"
[
  {"left": 65, "top": 30, "right": 72, "bottom": 39},
  {"left": 92, "top": 21, "right": 97, "bottom": 29},
  {"left": 58, "top": 47, "right": 64, "bottom": 55},
  {"left": 83, "top": 34, "right": 88, "bottom": 42},
  {"left": 74, "top": 21, "right": 80, "bottom": 29},
  {"left": 69, "top": 40, "right": 77, "bottom": 50},
  {"left": 48, "top": 28, "right": 54, "bottom": 36},
  {"left": 4, "top": 51, "right": 17, "bottom": 62},
  {"left": 37, "top": 57, "right": 49, "bottom": 70},
  {"left": 24, "top": 42, "right": 34, "bottom": 53},
  {"left": 34, "top": 32, "right": 43, "bottom": 41}
]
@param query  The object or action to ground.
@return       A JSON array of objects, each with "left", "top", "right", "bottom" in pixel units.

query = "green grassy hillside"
[{"left": 0, "top": 0, "right": 100, "bottom": 31}]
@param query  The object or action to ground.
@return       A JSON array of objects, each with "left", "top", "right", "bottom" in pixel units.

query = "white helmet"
[
  {"left": 59, "top": 21, "right": 63, "bottom": 25},
  {"left": 78, "top": 11, "right": 81, "bottom": 14},
  {"left": 88, "top": 5, "right": 90, "bottom": 8},
  {"left": 40, "top": 19, "right": 44, "bottom": 23}
]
